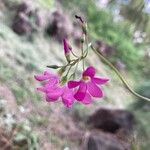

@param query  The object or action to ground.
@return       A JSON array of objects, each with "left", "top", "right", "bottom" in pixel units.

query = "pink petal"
[
  {"left": 62, "top": 94, "right": 75, "bottom": 108},
  {"left": 37, "top": 85, "right": 54, "bottom": 93},
  {"left": 81, "top": 93, "right": 92, "bottom": 104},
  {"left": 34, "top": 74, "right": 50, "bottom": 81},
  {"left": 62, "top": 87, "right": 75, "bottom": 108},
  {"left": 92, "top": 77, "right": 109, "bottom": 85},
  {"left": 74, "top": 82, "right": 87, "bottom": 101},
  {"left": 63, "top": 39, "right": 70, "bottom": 54},
  {"left": 47, "top": 77, "right": 59, "bottom": 86},
  {"left": 68, "top": 80, "right": 81, "bottom": 88},
  {"left": 46, "top": 88, "right": 63, "bottom": 101},
  {"left": 83, "top": 66, "right": 96, "bottom": 78},
  {"left": 87, "top": 81, "right": 103, "bottom": 98},
  {"left": 44, "top": 71, "right": 60, "bottom": 79},
  {"left": 34, "top": 71, "right": 58, "bottom": 81},
  {"left": 37, "top": 86, "right": 46, "bottom": 92},
  {"left": 46, "top": 95, "right": 58, "bottom": 102},
  {"left": 44, "top": 71, "right": 53, "bottom": 76},
  {"left": 37, "top": 79, "right": 59, "bottom": 93},
  {"left": 45, "top": 72, "right": 60, "bottom": 84}
]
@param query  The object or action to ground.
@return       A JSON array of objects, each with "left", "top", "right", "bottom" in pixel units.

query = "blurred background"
[{"left": 0, "top": 0, "right": 150, "bottom": 149}]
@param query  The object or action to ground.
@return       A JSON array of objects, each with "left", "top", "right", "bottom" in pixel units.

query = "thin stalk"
[
  {"left": 65, "top": 58, "right": 80, "bottom": 77},
  {"left": 91, "top": 45, "right": 150, "bottom": 102},
  {"left": 65, "top": 65, "right": 73, "bottom": 77},
  {"left": 69, "top": 58, "right": 80, "bottom": 80},
  {"left": 81, "top": 38, "right": 85, "bottom": 70},
  {"left": 71, "top": 50, "right": 78, "bottom": 58}
]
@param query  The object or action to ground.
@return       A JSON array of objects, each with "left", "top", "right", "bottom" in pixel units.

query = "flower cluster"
[
  {"left": 35, "top": 66, "right": 108, "bottom": 108},
  {"left": 35, "top": 44, "right": 109, "bottom": 108},
  {"left": 35, "top": 71, "right": 74, "bottom": 108},
  {"left": 35, "top": 17, "right": 109, "bottom": 108}
]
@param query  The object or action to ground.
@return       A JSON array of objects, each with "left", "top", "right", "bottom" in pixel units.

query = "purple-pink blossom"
[
  {"left": 68, "top": 66, "right": 109, "bottom": 104},
  {"left": 34, "top": 71, "right": 75, "bottom": 108},
  {"left": 35, "top": 67, "right": 109, "bottom": 107}
]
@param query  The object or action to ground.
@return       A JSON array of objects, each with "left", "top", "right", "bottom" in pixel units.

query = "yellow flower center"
[{"left": 82, "top": 76, "right": 90, "bottom": 81}]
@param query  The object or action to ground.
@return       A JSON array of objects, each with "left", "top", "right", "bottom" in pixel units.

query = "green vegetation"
[
  {"left": 38, "top": 0, "right": 54, "bottom": 8},
  {"left": 61, "top": 0, "right": 146, "bottom": 71},
  {"left": 129, "top": 82, "right": 150, "bottom": 149}
]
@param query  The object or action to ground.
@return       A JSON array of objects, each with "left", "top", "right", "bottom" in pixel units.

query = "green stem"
[
  {"left": 65, "top": 65, "right": 72, "bottom": 77},
  {"left": 69, "top": 59, "right": 80, "bottom": 80},
  {"left": 91, "top": 45, "right": 150, "bottom": 102},
  {"left": 71, "top": 50, "right": 78, "bottom": 58}
]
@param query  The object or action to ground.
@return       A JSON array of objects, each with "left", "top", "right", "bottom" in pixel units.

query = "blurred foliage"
[
  {"left": 38, "top": 0, "right": 54, "bottom": 8},
  {"left": 0, "top": 99, "right": 39, "bottom": 149},
  {"left": 14, "top": 123, "right": 39, "bottom": 150},
  {"left": 87, "top": 6, "right": 143, "bottom": 71},
  {"left": 2, "top": 0, "right": 21, "bottom": 7},
  {"left": 61, "top": 0, "right": 145, "bottom": 72},
  {"left": 129, "top": 81, "right": 150, "bottom": 150},
  {"left": 132, "top": 81, "right": 150, "bottom": 109},
  {"left": 109, "top": 0, "right": 150, "bottom": 42}
]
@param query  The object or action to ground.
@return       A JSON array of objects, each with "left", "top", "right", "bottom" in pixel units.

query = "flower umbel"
[{"left": 34, "top": 16, "right": 110, "bottom": 108}]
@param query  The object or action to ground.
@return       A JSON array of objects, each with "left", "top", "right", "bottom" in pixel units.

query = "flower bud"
[
  {"left": 63, "top": 39, "right": 71, "bottom": 62},
  {"left": 75, "top": 15, "right": 84, "bottom": 23},
  {"left": 47, "top": 65, "right": 60, "bottom": 69},
  {"left": 75, "top": 15, "right": 87, "bottom": 35}
]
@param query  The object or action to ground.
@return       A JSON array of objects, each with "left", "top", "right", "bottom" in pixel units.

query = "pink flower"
[
  {"left": 45, "top": 85, "right": 74, "bottom": 108},
  {"left": 68, "top": 66, "right": 109, "bottom": 104},
  {"left": 61, "top": 86, "right": 75, "bottom": 108},
  {"left": 34, "top": 71, "right": 75, "bottom": 108}
]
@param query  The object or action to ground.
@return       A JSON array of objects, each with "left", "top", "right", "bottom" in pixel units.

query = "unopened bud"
[
  {"left": 75, "top": 15, "right": 87, "bottom": 35},
  {"left": 47, "top": 65, "right": 60, "bottom": 69},
  {"left": 63, "top": 39, "right": 71, "bottom": 54},
  {"left": 63, "top": 39, "right": 71, "bottom": 62},
  {"left": 75, "top": 15, "right": 84, "bottom": 23}
]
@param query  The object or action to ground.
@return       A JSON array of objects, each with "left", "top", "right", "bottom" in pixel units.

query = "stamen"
[{"left": 82, "top": 76, "right": 90, "bottom": 81}]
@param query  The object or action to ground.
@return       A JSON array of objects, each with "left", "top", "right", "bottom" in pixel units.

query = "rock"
[
  {"left": 46, "top": 10, "right": 73, "bottom": 42},
  {"left": 12, "top": 2, "right": 41, "bottom": 35},
  {"left": 16, "top": 1, "right": 31, "bottom": 14},
  {"left": 12, "top": 12, "right": 32, "bottom": 35},
  {"left": 80, "top": 108, "right": 134, "bottom": 150},
  {"left": 83, "top": 130, "right": 130, "bottom": 150},
  {"left": 87, "top": 108, "right": 134, "bottom": 134}
]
